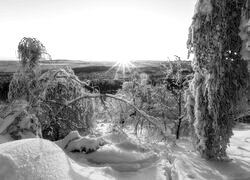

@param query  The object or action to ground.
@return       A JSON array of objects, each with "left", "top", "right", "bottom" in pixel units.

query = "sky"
[{"left": 0, "top": 0, "right": 197, "bottom": 61}]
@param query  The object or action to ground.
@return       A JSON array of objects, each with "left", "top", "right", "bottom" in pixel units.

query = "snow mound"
[
  {"left": 0, "top": 137, "right": 166, "bottom": 180},
  {"left": 83, "top": 144, "right": 159, "bottom": 171},
  {"left": 67, "top": 131, "right": 161, "bottom": 172},
  {"left": 0, "top": 138, "right": 112, "bottom": 180}
]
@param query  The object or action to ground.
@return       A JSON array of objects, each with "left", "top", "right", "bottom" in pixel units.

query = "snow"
[
  {"left": 66, "top": 128, "right": 166, "bottom": 179},
  {"left": 0, "top": 123, "right": 249, "bottom": 180},
  {"left": 70, "top": 143, "right": 159, "bottom": 171},
  {"left": 0, "top": 138, "right": 114, "bottom": 180},
  {"left": 172, "top": 123, "right": 250, "bottom": 180},
  {"left": 0, "top": 135, "right": 166, "bottom": 180}
]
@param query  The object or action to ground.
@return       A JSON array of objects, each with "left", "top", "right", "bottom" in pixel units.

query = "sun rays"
[{"left": 107, "top": 60, "right": 136, "bottom": 79}]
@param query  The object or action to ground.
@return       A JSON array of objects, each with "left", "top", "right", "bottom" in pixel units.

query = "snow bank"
[
  {"left": 67, "top": 130, "right": 165, "bottom": 178},
  {"left": 0, "top": 137, "right": 166, "bottom": 180},
  {"left": 0, "top": 138, "right": 113, "bottom": 180},
  {"left": 77, "top": 144, "right": 159, "bottom": 171}
]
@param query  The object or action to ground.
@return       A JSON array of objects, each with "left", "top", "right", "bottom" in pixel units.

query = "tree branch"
[{"left": 48, "top": 93, "right": 170, "bottom": 139}]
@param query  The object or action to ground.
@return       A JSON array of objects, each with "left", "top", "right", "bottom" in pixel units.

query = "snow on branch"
[{"left": 47, "top": 92, "right": 171, "bottom": 140}]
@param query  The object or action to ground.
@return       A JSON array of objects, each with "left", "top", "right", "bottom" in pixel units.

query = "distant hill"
[{"left": 0, "top": 60, "right": 191, "bottom": 73}]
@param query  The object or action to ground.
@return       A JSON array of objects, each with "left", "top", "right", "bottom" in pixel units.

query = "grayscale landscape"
[{"left": 0, "top": 0, "right": 250, "bottom": 180}]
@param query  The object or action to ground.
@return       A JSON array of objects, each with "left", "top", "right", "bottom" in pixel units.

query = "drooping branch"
[{"left": 47, "top": 92, "right": 170, "bottom": 140}]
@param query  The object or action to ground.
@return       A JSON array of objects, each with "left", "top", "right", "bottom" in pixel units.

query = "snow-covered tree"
[
  {"left": 8, "top": 37, "right": 46, "bottom": 102},
  {"left": 187, "top": 0, "right": 249, "bottom": 160},
  {"left": 163, "top": 57, "right": 193, "bottom": 139},
  {"left": 7, "top": 37, "right": 94, "bottom": 141}
]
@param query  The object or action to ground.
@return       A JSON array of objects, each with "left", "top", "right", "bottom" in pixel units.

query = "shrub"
[
  {"left": 8, "top": 37, "right": 45, "bottom": 102},
  {"left": 105, "top": 71, "right": 176, "bottom": 141},
  {"left": 8, "top": 37, "right": 94, "bottom": 141},
  {"left": 0, "top": 99, "right": 42, "bottom": 140},
  {"left": 36, "top": 67, "right": 94, "bottom": 141}
]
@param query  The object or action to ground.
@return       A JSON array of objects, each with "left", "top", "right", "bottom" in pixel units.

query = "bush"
[
  {"left": 104, "top": 72, "right": 176, "bottom": 141},
  {"left": 8, "top": 37, "right": 94, "bottom": 141},
  {"left": 8, "top": 37, "right": 45, "bottom": 102},
  {"left": 0, "top": 99, "right": 42, "bottom": 140},
  {"left": 36, "top": 67, "right": 94, "bottom": 141}
]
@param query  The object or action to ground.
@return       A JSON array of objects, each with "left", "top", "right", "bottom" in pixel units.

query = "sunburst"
[{"left": 107, "top": 60, "right": 136, "bottom": 79}]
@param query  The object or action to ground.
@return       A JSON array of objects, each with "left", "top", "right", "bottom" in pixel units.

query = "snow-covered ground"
[
  {"left": 0, "top": 123, "right": 167, "bottom": 180},
  {"left": 0, "top": 138, "right": 115, "bottom": 180},
  {"left": 172, "top": 123, "right": 250, "bottom": 180},
  {"left": 0, "top": 123, "right": 249, "bottom": 180}
]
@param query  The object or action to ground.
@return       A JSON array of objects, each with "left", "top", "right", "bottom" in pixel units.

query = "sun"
[
  {"left": 107, "top": 60, "right": 136, "bottom": 79},
  {"left": 117, "top": 59, "right": 134, "bottom": 69}
]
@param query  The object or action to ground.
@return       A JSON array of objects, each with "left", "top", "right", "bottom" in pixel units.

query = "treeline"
[{"left": 0, "top": 61, "right": 193, "bottom": 100}]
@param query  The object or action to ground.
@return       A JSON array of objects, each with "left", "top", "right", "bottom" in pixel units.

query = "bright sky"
[{"left": 0, "top": 0, "right": 196, "bottom": 61}]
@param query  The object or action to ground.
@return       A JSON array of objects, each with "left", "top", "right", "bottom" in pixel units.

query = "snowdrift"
[
  {"left": 0, "top": 137, "right": 165, "bottom": 180},
  {"left": 0, "top": 138, "right": 112, "bottom": 180},
  {"left": 70, "top": 143, "right": 159, "bottom": 172}
]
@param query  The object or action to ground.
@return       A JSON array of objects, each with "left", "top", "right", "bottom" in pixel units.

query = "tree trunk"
[{"left": 176, "top": 92, "right": 182, "bottom": 139}]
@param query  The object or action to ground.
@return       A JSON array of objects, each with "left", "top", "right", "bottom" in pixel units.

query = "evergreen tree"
[{"left": 187, "top": 0, "right": 249, "bottom": 160}]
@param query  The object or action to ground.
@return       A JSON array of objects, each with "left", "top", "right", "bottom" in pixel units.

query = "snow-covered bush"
[
  {"left": 0, "top": 99, "right": 42, "bottom": 140},
  {"left": 163, "top": 58, "right": 193, "bottom": 138},
  {"left": 105, "top": 69, "right": 191, "bottom": 141},
  {"left": 108, "top": 73, "right": 157, "bottom": 134},
  {"left": 8, "top": 37, "right": 45, "bottom": 102},
  {"left": 7, "top": 37, "right": 94, "bottom": 141},
  {"left": 36, "top": 67, "right": 94, "bottom": 141}
]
